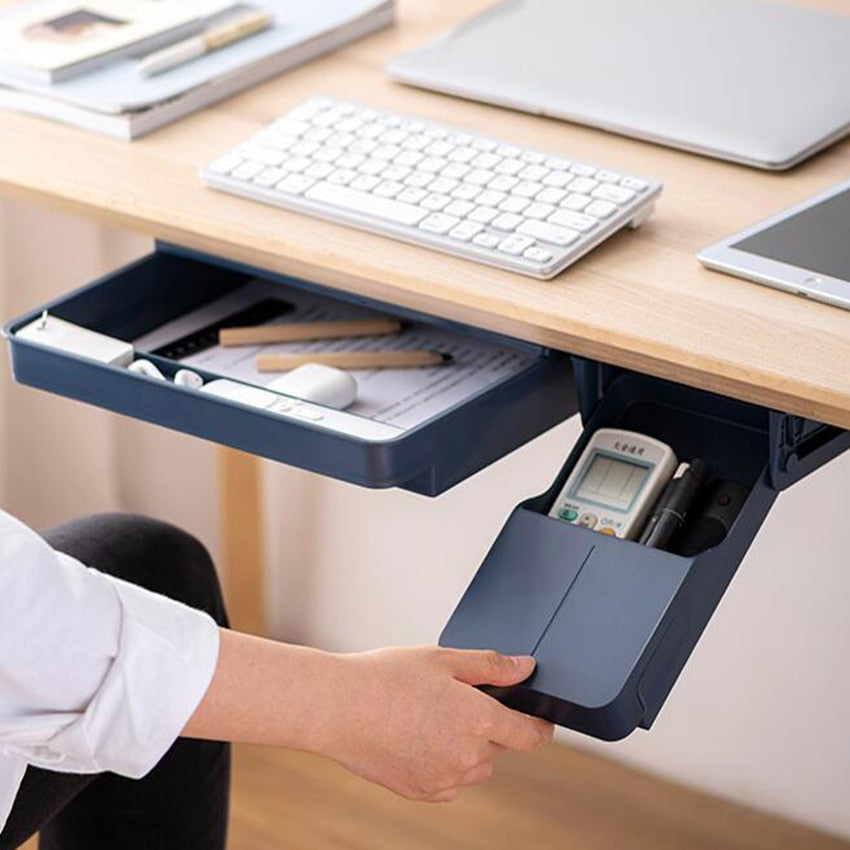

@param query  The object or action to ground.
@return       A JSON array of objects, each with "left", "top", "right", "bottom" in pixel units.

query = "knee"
[{"left": 44, "top": 513, "right": 229, "bottom": 628}]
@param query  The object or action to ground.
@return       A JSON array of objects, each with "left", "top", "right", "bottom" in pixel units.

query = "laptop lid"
[{"left": 386, "top": 0, "right": 850, "bottom": 170}]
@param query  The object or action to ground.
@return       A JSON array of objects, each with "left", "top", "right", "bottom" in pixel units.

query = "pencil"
[
  {"left": 256, "top": 350, "right": 452, "bottom": 371},
  {"left": 219, "top": 317, "right": 403, "bottom": 347}
]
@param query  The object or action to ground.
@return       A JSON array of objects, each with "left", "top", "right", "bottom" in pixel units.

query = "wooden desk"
[{"left": 1, "top": 0, "right": 848, "bottom": 629}]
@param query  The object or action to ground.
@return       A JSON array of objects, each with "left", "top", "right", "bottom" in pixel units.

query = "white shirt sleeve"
[{"left": 0, "top": 509, "right": 220, "bottom": 830}]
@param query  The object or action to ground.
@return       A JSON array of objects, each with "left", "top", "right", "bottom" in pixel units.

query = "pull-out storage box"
[
  {"left": 441, "top": 362, "right": 850, "bottom": 739},
  {"left": 3, "top": 244, "right": 578, "bottom": 496}
]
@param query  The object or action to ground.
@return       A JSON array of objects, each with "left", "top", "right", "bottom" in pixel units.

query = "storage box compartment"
[
  {"left": 441, "top": 372, "right": 780, "bottom": 739},
  {"left": 4, "top": 246, "right": 577, "bottom": 496}
]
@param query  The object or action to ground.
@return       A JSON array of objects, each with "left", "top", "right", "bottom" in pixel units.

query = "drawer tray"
[{"left": 4, "top": 245, "right": 577, "bottom": 497}]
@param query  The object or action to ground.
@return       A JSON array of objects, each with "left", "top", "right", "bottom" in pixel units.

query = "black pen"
[{"left": 639, "top": 459, "right": 709, "bottom": 550}]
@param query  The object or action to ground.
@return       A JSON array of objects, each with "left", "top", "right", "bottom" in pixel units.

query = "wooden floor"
[{"left": 225, "top": 743, "right": 849, "bottom": 850}]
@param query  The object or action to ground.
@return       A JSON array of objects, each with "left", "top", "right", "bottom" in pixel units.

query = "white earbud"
[
  {"left": 174, "top": 369, "right": 204, "bottom": 389},
  {"left": 267, "top": 363, "right": 358, "bottom": 409},
  {"left": 128, "top": 359, "right": 165, "bottom": 380}
]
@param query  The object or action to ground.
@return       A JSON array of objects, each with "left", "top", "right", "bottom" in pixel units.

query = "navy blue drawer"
[
  {"left": 3, "top": 244, "right": 578, "bottom": 496},
  {"left": 441, "top": 370, "right": 849, "bottom": 739}
]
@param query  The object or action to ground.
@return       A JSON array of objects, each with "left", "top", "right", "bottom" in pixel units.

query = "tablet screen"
[{"left": 732, "top": 187, "right": 850, "bottom": 281}]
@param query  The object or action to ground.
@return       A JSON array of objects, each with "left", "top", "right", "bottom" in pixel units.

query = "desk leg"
[{"left": 218, "top": 447, "right": 267, "bottom": 636}]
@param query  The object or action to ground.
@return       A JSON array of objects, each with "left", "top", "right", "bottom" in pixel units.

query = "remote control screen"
[{"left": 572, "top": 451, "right": 651, "bottom": 512}]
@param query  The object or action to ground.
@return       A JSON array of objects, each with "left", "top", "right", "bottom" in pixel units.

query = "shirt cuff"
[{"left": 38, "top": 574, "right": 220, "bottom": 778}]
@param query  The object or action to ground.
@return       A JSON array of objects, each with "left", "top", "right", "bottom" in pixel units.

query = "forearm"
[{"left": 181, "top": 628, "right": 337, "bottom": 754}]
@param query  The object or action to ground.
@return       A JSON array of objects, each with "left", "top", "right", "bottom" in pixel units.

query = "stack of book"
[{"left": 0, "top": 0, "right": 394, "bottom": 139}]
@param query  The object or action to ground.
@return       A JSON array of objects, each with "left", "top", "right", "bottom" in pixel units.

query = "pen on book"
[
  {"left": 220, "top": 317, "right": 403, "bottom": 347},
  {"left": 137, "top": 8, "right": 272, "bottom": 78},
  {"left": 256, "top": 350, "right": 452, "bottom": 371},
  {"left": 639, "top": 459, "right": 709, "bottom": 550}
]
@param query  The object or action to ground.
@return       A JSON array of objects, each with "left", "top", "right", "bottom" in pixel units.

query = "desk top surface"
[{"left": 1, "top": 0, "right": 849, "bottom": 428}]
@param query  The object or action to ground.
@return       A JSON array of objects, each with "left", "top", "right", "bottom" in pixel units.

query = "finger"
[
  {"left": 443, "top": 649, "right": 536, "bottom": 687},
  {"left": 429, "top": 788, "right": 460, "bottom": 803},
  {"left": 486, "top": 705, "right": 550, "bottom": 752},
  {"left": 458, "top": 760, "right": 495, "bottom": 787}
]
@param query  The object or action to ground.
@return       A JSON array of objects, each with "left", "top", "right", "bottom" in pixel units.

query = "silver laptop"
[{"left": 386, "top": 0, "right": 850, "bottom": 171}]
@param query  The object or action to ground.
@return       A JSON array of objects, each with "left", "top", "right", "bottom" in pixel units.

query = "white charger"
[
  {"left": 16, "top": 314, "right": 133, "bottom": 367},
  {"left": 266, "top": 363, "right": 357, "bottom": 409}
]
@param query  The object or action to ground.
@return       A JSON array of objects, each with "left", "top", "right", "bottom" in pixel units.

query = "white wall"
[{"left": 1, "top": 201, "right": 848, "bottom": 838}]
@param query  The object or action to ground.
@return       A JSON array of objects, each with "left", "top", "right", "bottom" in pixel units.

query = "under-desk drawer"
[
  {"left": 3, "top": 245, "right": 577, "bottom": 496},
  {"left": 440, "top": 370, "right": 848, "bottom": 739}
]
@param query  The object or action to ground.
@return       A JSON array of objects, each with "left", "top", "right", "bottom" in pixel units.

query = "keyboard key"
[
  {"left": 381, "top": 164, "right": 411, "bottom": 182},
  {"left": 374, "top": 181, "right": 404, "bottom": 198},
  {"left": 445, "top": 200, "right": 476, "bottom": 217},
  {"left": 419, "top": 157, "right": 448, "bottom": 173},
  {"left": 207, "top": 153, "right": 243, "bottom": 175},
  {"left": 523, "top": 246, "right": 554, "bottom": 263},
  {"left": 448, "top": 221, "right": 484, "bottom": 241},
  {"left": 466, "top": 169, "right": 495, "bottom": 186},
  {"left": 419, "top": 213, "right": 460, "bottom": 234},
  {"left": 499, "top": 196, "right": 530, "bottom": 214},
  {"left": 404, "top": 170, "right": 434, "bottom": 188},
  {"left": 350, "top": 174, "right": 381, "bottom": 192},
  {"left": 427, "top": 177, "right": 458, "bottom": 194},
  {"left": 473, "top": 232, "right": 500, "bottom": 249},
  {"left": 621, "top": 177, "right": 648, "bottom": 191},
  {"left": 304, "top": 127, "right": 334, "bottom": 142},
  {"left": 545, "top": 157, "right": 571, "bottom": 170},
  {"left": 491, "top": 213, "right": 524, "bottom": 231},
  {"left": 269, "top": 118, "right": 310, "bottom": 137},
  {"left": 447, "top": 146, "right": 477, "bottom": 163},
  {"left": 380, "top": 129, "right": 408, "bottom": 145},
  {"left": 469, "top": 206, "right": 499, "bottom": 224},
  {"left": 397, "top": 187, "right": 428, "bottom": 204},
  {"left": 476, "top": 189, "right": 507, "bottom": 207},
  {"left": 497, "top": 234, "right": 536, "bottom": 255},
  {"left": 548, "top": 209, "right": 598, "bottom": 232},
  {"left": 585, "top": 200, "right": 618, "bottom": 219},
  {"left": 495, "top": 158, "right": 524, "bottom": 175},
  {"left": 513, "top": 181, "right": 543, "bottom": 198},
  {"left": 335, "top": 152, "right": 365, "bottom": 169},
  {"left": 518, "top": 165, "right": 548, "bottom": 182},
  {"left": 236, "top": 144, "right": 286, "bottom": 166},
  {"left": 426, "top": 140, "right": 455, "bottom": 157},
  {"left": 561, "top": 193, "right": 592, "bottom": 211},
  {"left": 451, "top": 183, "right": 482, "bottom": 201},
  {"left": 373, "top": 145, "right": 402, "bottom": 161},
  {"left": 327, "top": 168, "right": 358, "bottom": 185},
  {"left": 421, "top": 193, "right": 451, "bottom": 211},
  {"left": 357, "top": 123, "right": 385, "bottom": 139},
  {"left": 524, "top": 202, "right": 555, "bottom": 220},
  {"left": 570, "top": 163, "right": 596, "bottom": 176},
  {"left": 517, "top": 220, "right": 580, "bottom": 246},
  {"left": 567, "top": 177, "right": 599, "bottom": 194},
  {"left": 537, "top": 187, "right": 567, "bottom": 205},
  {"left": 496, "top": 144, "right": 521, "bottom": 157},
  {"left": 442, "top": 162, "right": 472, "bottom": 180},
  {"left": 423, "top": 124, "right": 447, "bottom": 137},
  {"left": 592, "top": 184, "right": 636, "bottom": 204},
  {"left": 596, "top": 170, "right": 622, "bottom": 183},
  {"left": 471, "top": 152, "right": 501, "bottom": 169},
  {"left": 276, "top": 174, "right": 315, "bottom": 195},
  {"left": 521, "top": 151, "right": 546, "bottom": 164},
  {"left": 291, "top": 140, "right": 321, "bottom": 157},
  {"left": 402, "top": 135, "right": 431, "bottom": 151},
  {"left": 231, "top": 161, "right": 265, "bottom": 180},
  {"left": 489, "top": 175, "right": 519, "bottom": 192},
  {"left": 396, "top": 150, "right": 425, "bottom": 167},
  {"left": 313, "top": 147, "right": 342, "bottom": 163},
  {"left": 254, "top": 167, "right": 287, "bottom": 187},
  {"left": 472, "top": 137, "right": 498, "bottom": 151},
  {"left": 542, "top": 170, "right": 573, "bottom": 188},
  {"left": 305, "top": 182, "right": 428, "bottom": 226},
  {"left": 358, "top": 158, "right": 387, "bottom": 176},
  {"left": 305, "top": 161, "right": 335, "bottom": 179}
]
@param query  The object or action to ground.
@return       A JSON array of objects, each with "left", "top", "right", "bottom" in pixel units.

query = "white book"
[{"left": 0, "top": 0, "right": 394, "bottom": 139}]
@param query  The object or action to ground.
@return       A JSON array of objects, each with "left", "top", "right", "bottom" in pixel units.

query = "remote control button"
[
  {"left": 558, "top": 507, "right": 579, "bottom": 521},
  {"left": 577, "top": 513, "right": 598, "bottom": 529},
  {"left": 598, "top": 526, "right": 617, "bottom": 536}
]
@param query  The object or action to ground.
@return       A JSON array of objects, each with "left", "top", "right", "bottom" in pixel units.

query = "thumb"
[{"left": 445, "top": 649, "right": 536, "bottom": 687}]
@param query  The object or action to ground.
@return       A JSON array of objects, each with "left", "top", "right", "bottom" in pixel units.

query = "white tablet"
[{"left": 698, "top": 179, "right": 850, "bottom": 311}]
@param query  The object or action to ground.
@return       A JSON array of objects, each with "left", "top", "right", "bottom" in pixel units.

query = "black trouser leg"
[{"left": 0, "top": 514, "right": 231, "bottom": 850}]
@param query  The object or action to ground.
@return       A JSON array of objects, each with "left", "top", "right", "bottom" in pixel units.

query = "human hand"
[{"left": 312, "top": 646, "right": 553, "bottom": 802}]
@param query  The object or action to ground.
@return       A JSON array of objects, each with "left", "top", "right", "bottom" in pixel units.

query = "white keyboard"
[{"left": 201, "top": 97, "right": 662, "bottom": 279}]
